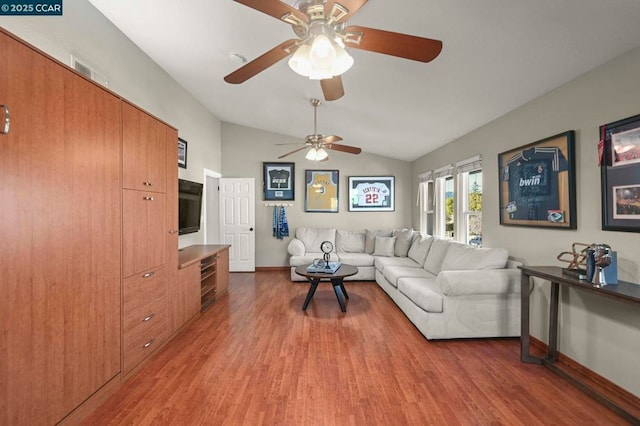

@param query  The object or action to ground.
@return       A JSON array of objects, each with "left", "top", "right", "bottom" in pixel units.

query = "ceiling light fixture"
[
  {"left": 288, "top": 23, "right": 353, "bottom": 80},
  {"left": 305, "top": 146, "right": 328, "bottom": 161}
]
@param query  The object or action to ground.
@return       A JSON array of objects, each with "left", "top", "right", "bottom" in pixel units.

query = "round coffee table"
[{"left": 295, "top": 264, "right": 358, "bottom": 312}]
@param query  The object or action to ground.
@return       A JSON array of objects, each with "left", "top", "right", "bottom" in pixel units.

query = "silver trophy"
[{"left": 591, "top": 244, "right": 612, "bottom": 287}]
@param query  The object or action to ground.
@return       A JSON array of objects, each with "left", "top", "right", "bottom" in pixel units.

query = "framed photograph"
[
  {"left": 178, "top": 138, "right": 187, "bottom": 169},
  {"left": 498, "top": 131, "right": 576, "bottom": 229},
  {"left": 600, "top": 113, "right": 640, "bottom": 232},
  {"left": 305, "top": 170, "right": 339, "bottom": 213},
  {"left": 348, "top": 176, "right": 395, "bottom": 212},
  {"left": 263, "top": 162, "right": 295, "bottom": 201}
]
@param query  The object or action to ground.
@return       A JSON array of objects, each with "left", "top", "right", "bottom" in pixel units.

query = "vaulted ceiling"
[{"left": 88, "top": 0, "right": 640, "bottom": 161}]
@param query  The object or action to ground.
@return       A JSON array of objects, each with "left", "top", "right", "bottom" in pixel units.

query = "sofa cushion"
[
  {"left": 373, "top": 236, "right": 396, "bottom": 257},
  {"left": 441, "top": 244, "right": 509, "bottom": 271},
  {"left": 383, "top": 265, "right": 433, "bottom": 287},
  {"left": 374, "top": 256, "right": 422, "bottom": 273},
  {"left": 408, "top": 235, "right": 433, "bottom": 266},
  {"left": 337, "top": 252, "right": 375, "bottom": 267},
  {"left": 423, "top": 238, "right": 454, "bottom": 275},
  {"left": 296, "top": 228, "right": 336, "bottom": 253},
  {"left": 393, "top": 229, "right": 415, "bottom": 257},
  {"left": 365, "top": 229, "right": 393, "bottom": 254},
  {"left": 287, "top": 238, "right": 305, "bottom": 256},
  {"left": 397, "top": 277, "right": 443, "bottom": 313},
  {"left": 336, "top": 230, "right": 365, "bottom": 253}
]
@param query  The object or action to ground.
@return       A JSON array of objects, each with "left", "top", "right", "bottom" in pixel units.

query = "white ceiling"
[{"left": 87, "top": 0, "right": 640, "bottom": 162}]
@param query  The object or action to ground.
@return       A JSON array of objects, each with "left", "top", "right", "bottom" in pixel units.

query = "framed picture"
[
  {"left": 263, "top": 162, "right": 295, "bottom": 201},
  {"left": 600, "top": 113, "right": 640, "bottom": 232},
  {"left": 178, "top": 138, "right": 187, "bottom": 169},
  {"left": 348, "top": 176, "right": 395, "bottom": 211},
  {"left": 498, "top": 131, "right": 576, "bottom": 229},
  {"left": 305, "top": 170, "right": 339, "bottom": 213}
]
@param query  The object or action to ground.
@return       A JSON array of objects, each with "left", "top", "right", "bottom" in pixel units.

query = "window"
[{"left": 460, "top": 170, "right": 482, "bottom": 246}]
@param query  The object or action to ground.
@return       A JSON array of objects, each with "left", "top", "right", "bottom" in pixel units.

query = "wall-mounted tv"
[{"left": 178, "top": 179, "right": 203, "bottom": 235}]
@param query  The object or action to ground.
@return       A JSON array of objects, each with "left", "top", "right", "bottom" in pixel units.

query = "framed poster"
[
  {"left": 498, "top": 131, "right": 576, "bottom": 229},
  {"left": 348, "top": 176, "right": 395, "bottom": 211},
  {"left": 178, "top": 138, "right": 187, "bottom": 169},
  {"left": 600, "top": 113, "right": 640, "bottom": 232},
  {"left": 263, "top": 162, "right": 295, "bottom": 201},
  {"left": 305, "top": 170, "right": 339, "bottom": 213}
]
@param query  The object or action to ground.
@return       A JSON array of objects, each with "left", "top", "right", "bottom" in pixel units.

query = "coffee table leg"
[
  {"left": 340, "top": 283, "right": 349, "bottom": 299},
  {"left": 331, "top": 279, "right": 347, "bottom": 312},
  {"left": 302, "top": 279, "right": 320, "bottom": 311}
]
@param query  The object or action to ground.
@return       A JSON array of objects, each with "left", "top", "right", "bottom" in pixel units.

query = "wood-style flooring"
[{"left": 84, "top": 271, "right": 628, "bottom": 425}]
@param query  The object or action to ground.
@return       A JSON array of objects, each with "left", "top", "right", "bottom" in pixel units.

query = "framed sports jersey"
[
  {"left": 263, "top": 162, "right": 295, "bottom": 201},
  {"left": 348, "top": 176, "right": 395, "bottom": 212},
  {"left": 498, "top": 131, "right": 576, "bottom": 229},
  {"left": 305, "top": 170, "right": 339, "bottom": 212},
  {"left": 600, "top": 113, "right": 640, "bottom": 232}
]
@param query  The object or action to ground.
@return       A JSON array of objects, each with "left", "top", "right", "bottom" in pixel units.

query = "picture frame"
[
  {"left": 498, "top": 131, "right": 576, "bottom": 229},
  {"left": 348, "top": 176, "right": 395, "bottom": 212},
  {"left": 263, "top": 162, "right": 295, "bottom": 201},
  {"left": 305, "top": 170, "right": 339, "bottom": 213},
  {"left": 178, "top": 138, "right": 188, "bottom": 169},
  {"left": 600, "top": 113, "right": 640, "bottom": 232}
]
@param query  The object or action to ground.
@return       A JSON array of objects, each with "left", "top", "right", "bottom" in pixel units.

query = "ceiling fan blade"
[
  {"left": 320, "top": 76, "right": 345, "bottom": 101},
  {"left": 278, "top": 146, "right": 308, "bottom": 159},
  {"left": 325, "top": 143, "right": 362, "bottom": 155},
  {"left": 324, "top": 0, "right": 368, "bottom": 23},
  {"left": 321, "top": 135, "right": 343, "bottom": 144},
  {"left": 233, "top": 0, "right": 307, "bottom": 24},
  {"left": 344, "top": 25, "right": 442, "bottom": 63},
  {"left": 224, "top": 39, "right": 298, "bottom": 84}
]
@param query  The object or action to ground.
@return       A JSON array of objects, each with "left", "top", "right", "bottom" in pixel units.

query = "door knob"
[{"left": 250, "top": 228, "right": 254, "bottom": 231}]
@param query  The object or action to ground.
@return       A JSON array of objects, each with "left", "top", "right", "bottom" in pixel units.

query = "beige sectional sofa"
[{"left": 287, "top": 227, "right": 522, "bottom": 339}]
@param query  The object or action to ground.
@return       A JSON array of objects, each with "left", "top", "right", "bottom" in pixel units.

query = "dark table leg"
[
  {"left": 302, "top": 278, "right": 320, "bottom": 311},
  {"left": 331, "top": 278, "right": 347, "bottom": 312},
  {"left": 548, "top": 281, "right": 560, "bottom": 362},
  {"left": 521, "top": 271, "right": 542, "bottom": 364}
]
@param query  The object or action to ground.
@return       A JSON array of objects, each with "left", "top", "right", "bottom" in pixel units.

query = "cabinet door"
[
  {"left": 216, "top": 248, "right": 230, "bottom": 296},
  {"left": 171, "top": 263, "right": 201, "bottom": 333},
  {"left": 122, "top": 102, "right": 167, "bottom": 193},
  {"left": 123, "top": 190, "right": 167, "bottom": 277},
  {"left": 0, "top": 31, "right": 121, "bottom": 425}
]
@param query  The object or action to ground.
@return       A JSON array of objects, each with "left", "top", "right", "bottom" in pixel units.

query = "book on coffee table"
[{"left": 307, "top": 262, "right": 341, "bottom": 274}]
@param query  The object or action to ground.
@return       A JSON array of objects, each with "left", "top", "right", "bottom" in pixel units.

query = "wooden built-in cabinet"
[{"left": 171, "top": 263, "right": 202, "bottom": 334}]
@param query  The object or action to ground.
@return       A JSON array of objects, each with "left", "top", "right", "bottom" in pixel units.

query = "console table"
[{"left": 520, "top": 266, "right": 640, "bottom": 423}]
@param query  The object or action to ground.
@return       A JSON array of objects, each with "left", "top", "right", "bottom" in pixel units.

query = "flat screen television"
[{"left": 178, "top": 179, "right": 203, "bottom": 235}]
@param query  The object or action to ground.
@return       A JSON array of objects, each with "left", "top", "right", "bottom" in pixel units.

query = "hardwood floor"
[{"left": 85, "top": 271, "right": 628, "bottom": 425}]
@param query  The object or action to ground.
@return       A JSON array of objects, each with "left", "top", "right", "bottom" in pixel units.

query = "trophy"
[{"left": 588, "top": 244, "right": 612, "bottom": 287}]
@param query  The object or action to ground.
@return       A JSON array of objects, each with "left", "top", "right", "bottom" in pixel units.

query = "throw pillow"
[
  {"left": 373, "top": 236, "right": 396, "bottom": 257},
  {"left": 408, "top": 235, "right": 434, "bottom": 265},
  {"left": 393, "top": 228, "right": 415, "bottom": 257},
  {"left": 336, "top": 230, "right": 366, "bottom": 253},
  {"left": 365, "top": 229, "right": 393, "bottom": 254}
]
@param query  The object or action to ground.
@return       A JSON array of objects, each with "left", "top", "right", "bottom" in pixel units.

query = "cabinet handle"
[
  {"left": 142, "top": 271, "right": 155, "bottom": 278},
  {"left": 142, "top": 313, "right": 155, "bottom": 322},
  {"left": 143, "top": 181, "right": 153, "bottom": 186},
  {"left": 1, "top": 105, "right": 9, "bottom": 135},
  {"left": 169, "top": 230, "right": 178, "bottom": 234},
  {"left": 143, "top": 339, "right": 155, "bottom": 349},
  {"left": 143, "top": 196, "right": 154, "bottom": 201}
]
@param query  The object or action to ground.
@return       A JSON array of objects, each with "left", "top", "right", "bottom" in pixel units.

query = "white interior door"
[{"left": 219, "top": 178, "right": 255, "bottom": 272}]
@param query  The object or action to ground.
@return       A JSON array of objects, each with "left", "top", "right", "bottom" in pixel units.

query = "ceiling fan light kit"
[{"left": 226, "top": 0, "right": 442, "bottom": 101}]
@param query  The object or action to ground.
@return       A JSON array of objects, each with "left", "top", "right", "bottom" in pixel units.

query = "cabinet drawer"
[
  {"left": 123, "top": 315, "right": 168, "bottom": 374},
  {"left": 124, "top": 296, "right": 168, "bottom": 335},
  {"left": 123, "top": 265, "right": 167, "bottom": 313}
]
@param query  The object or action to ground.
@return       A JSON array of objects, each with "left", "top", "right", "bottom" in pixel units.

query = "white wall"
[
  {"left": 221, "top": 122, "right": 412, "bottom": 267},
  {"left": 412, "top": 46, "right": 640, "bottom": 396},
  {"left": 0, "top": 1, "right": 221, "bottom": 248}
]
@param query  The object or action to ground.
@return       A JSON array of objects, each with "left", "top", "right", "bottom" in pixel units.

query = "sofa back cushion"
[
  {"left": 441, "top": 244, "right": 509, "bottom": 271},
  {"left": 336, "top": 230, "right": 365, "bottom": 253},
  {"left": 392, "top": 229, "right": 416, "bottom": 257},
  {"left": 365, "top": 229, "right": 393, "bottom": 254},
  {"left": 295, "top": 227, "right": 336, "bottom": 252},
  {"left": 373, "top": 236, "right": 396, "bottom": 257},
  {"left": 423, "top": 238, "right": 454, "bottom": 275},
  {"left": 408, "top": 235, "right": 434, "bottom": 266}
]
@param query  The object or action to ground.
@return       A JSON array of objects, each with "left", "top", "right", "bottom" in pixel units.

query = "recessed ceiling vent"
[{"left": 71, "top": 55, "right": 109, "bottom": 87}]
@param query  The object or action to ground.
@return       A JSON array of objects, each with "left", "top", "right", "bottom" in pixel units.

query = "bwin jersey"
[
  {"left": 353, "top": 182, "right": 390, "bottom": 207},
  {"left": 504, "top": 147, "right": 568, "bottom": 221},
  {"left": 268, "top": 169, "right": 290, "bottom": 189}
]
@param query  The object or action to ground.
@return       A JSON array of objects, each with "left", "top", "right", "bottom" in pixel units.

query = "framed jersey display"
[
  {"left": 263, "top": 162, "right": 295, "bottom": 201},
  {"left": 600, "top": 113, "right": 640, "bottom": 232},
  {"left": 348, "top": 176, "right": 395, "bottom": 212},
  {"left": 498, "top": 131, "right": 576, "bottom": 229},
  {"left": 305, "top": 170, "right": 339, "bottom": 212}
]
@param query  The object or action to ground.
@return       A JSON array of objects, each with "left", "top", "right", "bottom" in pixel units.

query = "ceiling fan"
[
  {"left": 224, "top": 0, "right": 443, "bottom": 101},
  {"left": 277, "top": 98, "right": 361, "bottom": 161}
]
